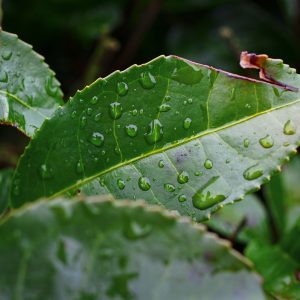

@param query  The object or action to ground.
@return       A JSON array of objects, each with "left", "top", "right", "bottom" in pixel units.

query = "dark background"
[{"left": 1, "top": 0, "right": 300, "bottom": 168}]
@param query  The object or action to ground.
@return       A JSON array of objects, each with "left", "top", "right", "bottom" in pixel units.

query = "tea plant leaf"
[
  {"left": 0, "top": 196, "right": 265, "bottom": 299},
  {"left": 11, "top": 54, "right": 300, "bottom": 220},
  {"left": 246, "top": 218, "right": 300, "bottom": 299},
  {"left": 0, "top": 168, "right": 13, "bottom": 215},
  {"left": 0, "top": 30, "right": 63, "bottom": 137}
]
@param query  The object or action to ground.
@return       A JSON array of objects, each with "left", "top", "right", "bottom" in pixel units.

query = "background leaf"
[
  {"left": 0, "top": 196, "right": 265, "bottom": 299},
  {"left": 0, "top": 30, "right": 63, "bottom": 137},
  {"left": 11, "top": 55, "right": 300, "bottom": 221}
]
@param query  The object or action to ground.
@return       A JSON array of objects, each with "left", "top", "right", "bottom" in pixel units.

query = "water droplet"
[
  {"left": 178, "top": 194, "right": 187, "bottom": 202},
  {"left": 164, "top": 95, "right": 171, "bottom": 102},
  {"left": 45, "top": 76, "right": 59, "bottom": 97},
  {"left": 144, "top": 119, "right": 163, "bottom": 145},
  {"left": 243, "top": 165, "right": 263, "bottom": 180},
  {"left": 90, "top": 96, "right": 98, "bottom": 104},
  {"left": 132, "top": 109, "right": 138, "bottom": 116},
  {"left": 117, "top": 82, "right": 128, "bottom": 96},
  {"left": 194, "top": 171, "right": 202, "bottom": 176},
  {"left": 139, "top": 109, "right": 144, "bottom": 115},
  {"left": 0, "top": 71, "right": 8, "bottom": 82},
  {"left": 109, "top": 102, "right": 123, "bottom": 120},
  {"left": 89, "top": 132, "right": 104, "bottom": 147},
  {"left": 2, "top": 49, "right": 12, "bottom": 60},
  {"left": 164, "top": 183, "right": 175, "bottom": 192},
  {"left": 177, "top": 171, "right": 189, "bottom": 184},
  {"left": 71, "top": 111, "right": 77, "bottom": 119},
  {"left": 124, "top": 221, "right": 152, "bottom": 240},
  {"left": 158, "top": 103, "right": 171, "bottom": 112},
  {"left": 86, "top": 107, "right": 93, "bottom": 115},
  {"left": 283, "top": 120, "right": 296, "bottom": 135},
  {"left": 187, "top": 98, "right": 193, "bottom": 104},
  {"left": 204, "top": 159, "right": 213, "bottom": 169},
  {"left": 259, "top": 134, "right": 274, "bottom": 148},
  {"left": 139, "top": 71, "right": 156, "bottom": 89},
  {"left": 125, "top": 124, "right": 138, "bottom": 137},
  {"left": 117, "top": 179, "right": 125, "bottom": 190},
  {"left": 39, "top": 164, "right": 53, "bottom": 179},
  {"left": 94, "top": 113, "right": 102, "bottom": 121},
  {"left": 76, "top": 161, "right": 84, "bottom": 174},
  {"left": 192, "top": 176, "right": 227, "bottom": 210},
  {"left": 183, "top": 117, "right": 192, "bottom": 129},
  {"left": 158, "top": 160, "right": 164, "bottom": 168},
  {"left": 138, "top": 176, "right": 151, "bottom": 191},
  {"left": 244, "top": 138, "right": 250, "bottom": 148},
  {"left": 80, "top": 116, "right": 87, "bottom": 128},
  {"left": 79, "top": 98, "right": 84, "bottom": 104}
]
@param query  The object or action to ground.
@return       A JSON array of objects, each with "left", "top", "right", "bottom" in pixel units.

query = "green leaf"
[
  {"left": 0, "top": 30, "right": 63, "bottom": 137},
  {"left": 11, "top": 54, "right": 300, "bottom": 221},
  {"left": 0, "top": 168, "right": 13, "bottom": 215},
  {"left": 0, "top": 196, "right": 265, "bottom": 299},
  {"left": 205, "top": 194, "right": 270, "bottom": 244},
  {"left": 246, "top": 218, "right": 300, "bottom": 299}
]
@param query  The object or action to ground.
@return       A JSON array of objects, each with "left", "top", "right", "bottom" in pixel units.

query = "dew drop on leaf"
[
  {"left": 144, "top": 119, "right": 163, "bottom": 145},
  {"left": 117, "top": 178, "right": 126, "bottom": 190},
  {"left": 164, "top": 183, "right": 175, "bottom": 192},
  {"left": 243, "top": 165, "right": 263, "bottom": 180},
  {"left": 71, "top": 111, "right": 77, "bottom": 119},
  {"left": 90, "top": 96, "right": 98, "bottom": 104},
  {"left": 178, "top": 194, "right": 187, "bottom": 202},
  {"left": 177, "top": 171, "right": 189, "bottom": 184},
  {"left": 80, "top": 116, "right": 87, "bottom": 128},
  {"left": 139, "top": 71, "right": 156, "bottom": 89},
  {"left": 124, "top": 221, "right": 152, "bottom": 240},
  {"left": 259, "top": 134, "right": 274, "bottom": 148},
  {"left": 76, "top": 161, "right": 84, "bottom": 174},
  {"left": 204, "top": 159, "right": 213, "bottom": 169},
  {"left": 86, "top": 107, "right": 93, "bottom": 116},
  {"left": 94, "top": 113, "right": 102, "bottom": 122},
  {"left": 283, "top": 120, "right": 296, "bottom": 135},
  {"left": 243, "top": 138, "right": 250, "bottom": 148},
  {"left": 158, "top": 160, "right": 164, "bottom": 168},
  {"left": 0, "top": 71, "right": 8, "bottom": 82},
  {"left": 89, "top": 132, "right": 104, "bottom": 147},
  {"left": 164, "top": 95, "right": 171, "bottom": 102},
  {"left": 158, "top": 103, "right": 171, "bottom": 112},
  {"left": 2, "top": 49, "right": 12, "bottom": 60},
  {"left": 138, "top": 176, "right": 151, "bottom": 191},
  {"left": 109, "top": 102, "right": 123, "bottom": 120},
  {"left": 117, "top": 82, "right": 129, "bottom": 96},
  {"left": 183, "top": 117, "right": 192, "bottom": 129},
  {"left": 125, "top": 124, "right": 138, "bottom": 137},
  {"left": 39, "top": 164, "right": 53, "bottom": 179}
]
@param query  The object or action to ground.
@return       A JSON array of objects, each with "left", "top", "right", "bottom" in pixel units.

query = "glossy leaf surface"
[
  {"left": 246, "top": 218, "right": 300, "bottom": 299},
  {"left": 12, "top": 54, "right": 300, "bottom": 220},
  {"left": 0, "top": 168, "right": 13, "bottom": 215},
  {"left": 0, "top": 30, "right": 63, "bottom": 137},
  {"left": 0, "top": 196, "right": 265, "bottom": 299}
]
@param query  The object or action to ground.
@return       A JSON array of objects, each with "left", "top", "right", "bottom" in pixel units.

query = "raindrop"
[
  {"left": 109, "top": 102, "right": 123, "bottom": 120},
  {"left": 125, "top": 124, "right": 138, "bottom": 137},
  {"left": 183, "top": 117, "right": 192, "bottom": 129},
  {"left": 138, "top": 176, "right": 151, "bottom": 191},
  {"left": 158, "top": 160, "right": 164, "bottom": 168},
  {"left": 144, "top": 119, "right": 163, "bottom": 145},
  {"left": 2, "top": 49, "right": 12, "bottom": 60},
  {"left": 89, "top": 132, "right": 104, "bottom": 147},
  {"left": 79, "top": 98, "right": 84, "bottom": 104},
  {"left": 45, "top": 76, "right": 59, "bottom": 97},
  {"left": 283, "top": 120, "right": 296, "bottom": 135},
  {"left": 259, "top": 134, "right": 274, "bottom": 148},
  {"left": 90, "top": 96, "right": 98, "bottom": 104},
  {"left": 117, "top": 179, "right": 126, "bottom": 190},
  {"left": 132, "top": 109, "right": 138, "bottom": 116},
  {"left": 124, "top": 221, "right": 152, "bottom": 240},
  {"left": 139, "top": 71, "right": 156, "bottom": 89},
  {"left": 94, "top": 113, "right": 102, "bottom": 121},
  {"left": 194, "top": 171, "right": 202, "bottom": 176},
  {"left": 117, "top": 82, "right": 129, "bottom": 96},
  {"left": 243, "top": 138, "right": 250, "bottom": 148},
  {"left": 76, "top": 161, "right": 84, "bottom": 174},
  {"left": 164, "top": 95, "right": 171, "bottom": 102},
  {"left": 187, "top": 98, "right": 193, "bottom": 104},
  {"left": 39, "top": 164, "right": 53, "bottom": 179},
  {"left": 243, "top": 165, "right": 263, "bottom": 180},
  {"left": 164, "top": 183, "right": 175, "bottom": 192},
  {"left": 86, "top": 107, "right": 93, "bottom": 115},
  {"left": 80, "top": 116, "right": 87, "bottom": 128},
  {"left": 0, "top": 71, "right": 8, "bottom": 82},
  {"left": 158, "top": 103, "right": 171, "bottom": 112},
  {"left": 204, "top": 159, "right": 213, "bottom": 169},
  {"left": 178, "top": 194, "right": 187, "bottom": 202},
  {"left": 177, "top": 171, "right": 189, "bottom": 184}
]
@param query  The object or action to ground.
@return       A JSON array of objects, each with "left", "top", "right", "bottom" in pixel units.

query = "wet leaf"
[
  {"left": 0, "top": 196, "right": 265, "bottom": 299},
  {"left": 11, "top": 54, "right": 300, "bottom": 221},
  {"left": 0, "top": 30, "right": 63, "bottom": 137}
]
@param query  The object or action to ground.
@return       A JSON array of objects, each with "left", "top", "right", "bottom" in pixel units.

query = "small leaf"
[
  {"left": 0, "top": 196, "right": 265, "bottom": 299},
  {"left": 0, "top": 30, "right": 63, "bottom": 137},
  {"left": 11, "top": 54, "right": 300, "bottom": 221}
]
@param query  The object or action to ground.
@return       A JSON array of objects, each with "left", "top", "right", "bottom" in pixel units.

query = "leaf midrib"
[{"left": 48, "top": 98, "right": 300, "bottom": 199}]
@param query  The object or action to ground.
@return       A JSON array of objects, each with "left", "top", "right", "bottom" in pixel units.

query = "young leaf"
[
  {"left": 11, "top": 54, "right": 300, "bottom": 221},
  {"left": 0, "top": 30, "right": 63, "bottom": 137},
  {"left": 246, "top": 218, "right": 300, "bottom": 299},
  {"left": 0, "top": 196, "right": 265, "bottom": 299},
  {"left": 0, "top": 168, "right": 13, "bottom": 215}
]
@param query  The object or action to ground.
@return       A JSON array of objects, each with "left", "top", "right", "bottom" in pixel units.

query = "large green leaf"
[
  {"left": 11, "top": 54, "right": 300, "bottom": 220},
  {"left": 246, "top": 218, "right": 300, "bottom": 299},
  {"left": 0, "top": 30, "right": 63, "bottom": 137},
  {"left": 0, "top": 196, "right": 265, "bottom": 299},
  {"left": 0, "top": 168, "right": 13, "bottom": 215}
]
